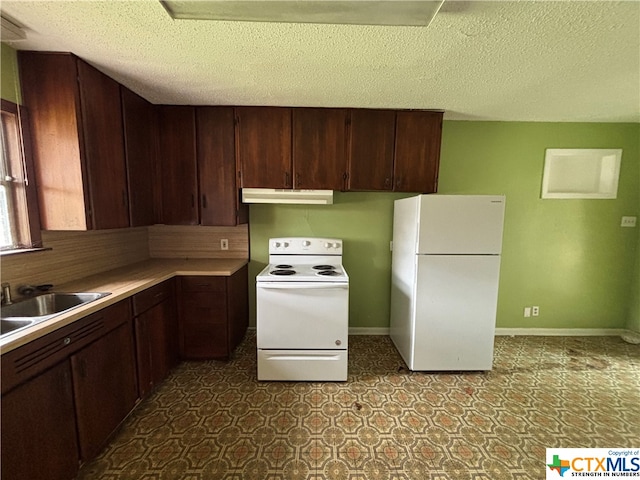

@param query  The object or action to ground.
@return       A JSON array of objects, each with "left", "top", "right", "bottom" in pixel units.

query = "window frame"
[{"left": 1, "top": 98, "right": 42, "bottom": 253}]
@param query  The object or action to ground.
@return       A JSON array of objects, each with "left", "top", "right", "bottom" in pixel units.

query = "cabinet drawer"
[
  {"left": 1, "top": 300, "right": 131, "bottom": 394},
  {"left": 133, "top": 280, "right": 173, "bottom": 316},
  {"left": 182, "top": 291, "right": 227, "bottom": 311},
  {"left": 180, "top": 276, "right": 226, "bottom": 293}
]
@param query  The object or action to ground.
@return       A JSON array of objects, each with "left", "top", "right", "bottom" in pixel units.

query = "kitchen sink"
[
  {"left": 1, "top": 292, "right": 111, "bottom": 338},
  {"left": 1, "top": 318, "right": 35, "bottom": 336}
]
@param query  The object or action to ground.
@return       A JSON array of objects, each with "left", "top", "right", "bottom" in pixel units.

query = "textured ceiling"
[{"left": 1, "top": 0, "right": 639, "bottom": 122}]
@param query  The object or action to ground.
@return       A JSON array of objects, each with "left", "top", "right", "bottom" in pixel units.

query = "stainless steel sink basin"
[
  {"left": 1, "top": 318, "right": 35, "bottom": 335},
  {"left": 1, "top": 292, "right": 110, "bottom": 338}
]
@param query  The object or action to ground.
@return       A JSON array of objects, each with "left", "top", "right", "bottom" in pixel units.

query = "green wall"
[
  {"left": 249, "top": 121, "right": 640, "bottom": 331},
  {"left": 3, "top": 43, "right": 638, "bottom": 331},
  {"left": 1, "top": 43, "right": 21, "bottom": 104}
]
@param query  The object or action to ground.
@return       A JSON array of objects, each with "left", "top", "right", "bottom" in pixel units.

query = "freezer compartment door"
[
  {"left": 417, "top": 195, "right": 505, "bottom": 254},
  {"left": 412, "top": 255, "right": 501, "bottom": 371},
  {"left": 258, "top": 350, "right": 348, "bottom": 381},
  {"left": 257, "top": 283, "right": 349, "bottom": 349}
]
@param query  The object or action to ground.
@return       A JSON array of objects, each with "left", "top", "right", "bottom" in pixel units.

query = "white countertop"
[{"left": 1, "top": 258, "right": 248, "bottom": 354}]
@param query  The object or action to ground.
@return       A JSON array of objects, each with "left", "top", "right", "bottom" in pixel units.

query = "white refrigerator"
[{"left": 390, "top": 194, "right": 506, "bottom": 371}]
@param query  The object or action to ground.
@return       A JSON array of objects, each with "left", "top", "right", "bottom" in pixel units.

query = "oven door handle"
[{"left": 258, "top": 283, "right": 348, "bottom": 290}]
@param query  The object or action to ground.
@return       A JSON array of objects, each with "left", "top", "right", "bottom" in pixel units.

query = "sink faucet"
[{"left": 1, "top": 283, "right": 13, "bottom": 306}]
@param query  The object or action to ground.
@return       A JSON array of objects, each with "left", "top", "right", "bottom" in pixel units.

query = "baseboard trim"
[
  {"left": 495, "top": 328, "right": 627, "bottom": 336},
  {"left": 349, "top": 327, "right": 390, "bottom": 336}
]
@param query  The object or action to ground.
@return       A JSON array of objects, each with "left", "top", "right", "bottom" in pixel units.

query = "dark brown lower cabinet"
[
  {"left": 1, "top": 299, "right": 136, "bottom": 479},
  {"left": 179, "top": 266, "right": 248, "bottom": 359},
  {"left": 1, "top": 360, "right": 79, "bottom": 480},
  {"left": 71, "top": 320, "right": 138, "bottom": 461},
  {"left": 0, "top": 270, "right": 247, "bottom": 479},
  {"left": 133, "top": 280, "right": 179, "bottom": 398}
]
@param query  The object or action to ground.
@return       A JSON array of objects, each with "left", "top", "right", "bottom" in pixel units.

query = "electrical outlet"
[
  {"left": 621, "top": 216, "right": 637, "bottom": 227},
  {"left": 532, "top": 306, "right": 540, "bottom": 316},
  {"left": 220, "top": 239, "right": 229, "bottom": 250},
  {"left": 524, "top": 307, "right": 531, "bottom": 317}
]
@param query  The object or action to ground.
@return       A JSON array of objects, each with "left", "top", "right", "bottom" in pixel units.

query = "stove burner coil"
[
  {"left": 312, "top": 265, "right": 335, "bottom": 271},
  {"left": 317, "top": 270, "right": 340, "bottom": 276},
  {"left": 270, "top": 269, "right": 296, "bottom": 276},
  {"left": 275, "top": 264, "right": 293, "bottom": 269}
]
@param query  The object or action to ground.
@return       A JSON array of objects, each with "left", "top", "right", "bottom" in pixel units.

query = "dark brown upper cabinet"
[
  {"left": 293, "top": 108, "right": 349, "bottom": 190},
  {"left": 393, "top": 110, "right": 443, "bottom": 193},
  {"left": 19, "top": 52, "right": 129, "bottom": 230},
  {"left": 157, "top": 105, "right": 199, "bottom": 225},
  {"left": 235, "top": 106, "right": 292, "bottom": 189},
  {"left": 197, "top": 107, "right": 248, "bottom": 226},
  {"left": 347, "top": 109, "right": 396, "bottom": 191},
  {"left": 121, "top": 86, "right": 158, "bottom": 226}
]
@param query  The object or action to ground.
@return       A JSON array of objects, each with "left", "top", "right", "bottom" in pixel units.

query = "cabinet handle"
[
  {"left": 284, "top": 172, "right": 290, "bottom": 187},
  {"left": 396, "top": 178, "right": 402, "bottom": 188},
  {"left": 202, "top": 194, "right": 208, "bottom": 208},
  {"left": 384, "top": 178, "right": 391, "bottom": 188},
  {"left": 296, "top": 172, "right": 301, "bottom": 187},
  {"left": 154, "top": 292, "right": 164, "bottom": 298},
  {"left": 63, "top": 337, "right": 71, "bottom": 346}
]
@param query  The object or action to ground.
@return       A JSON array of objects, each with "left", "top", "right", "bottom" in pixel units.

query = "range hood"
[{"left": 242, "top": 188, "right": 333, "bottom": 205}]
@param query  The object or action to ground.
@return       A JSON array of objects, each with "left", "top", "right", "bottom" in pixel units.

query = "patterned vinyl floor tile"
[{"left": 76, "top": 333, "right": 640, "bottom": 480}]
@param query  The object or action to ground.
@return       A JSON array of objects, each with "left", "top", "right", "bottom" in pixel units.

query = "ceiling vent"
[
  {"left": 1, "top": 16, "right": 26, "bottom": 42},
  {"left": 160, "top": 1, "right": 445, "bottom": 27}
]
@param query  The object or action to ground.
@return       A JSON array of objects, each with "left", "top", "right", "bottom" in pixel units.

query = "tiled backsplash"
[
  {"left": 1, "top": 228, "right": 149, "bottom": 290},
  {"left": 0, "top": 224, "right": 250, "bottom": 295},
  {"left": 148, "top": 224, "right": 249, "bottom": 259}
]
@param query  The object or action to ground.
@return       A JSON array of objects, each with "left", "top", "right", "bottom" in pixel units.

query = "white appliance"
[
  {"left": 242, "top": 188, "right": 334, "bottom": 205},
  {"left": 256, "top": 237, "right": 349, "bottom": 381},
  {"left": 390, "top": 194, "right": 506, "bottom": 371}
]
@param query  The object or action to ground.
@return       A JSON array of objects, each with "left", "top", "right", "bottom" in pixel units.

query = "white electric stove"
[{"left": 256, "top": 237, "right": 349, "bottom": 381}]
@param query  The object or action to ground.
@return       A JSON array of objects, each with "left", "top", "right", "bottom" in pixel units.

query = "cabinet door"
[
  {"left": 227, "top": 265, "right": 249, "bottom": 352},
  {"left": 236, "top": 107, "right": 292, "bottom": 188},
  {"left": 135, "top": 300, "right": 173, "bottom": 398},
  {"left": 134, "top": 281, "right": 178, "bottom": 398},
  {"left": 393, "top": 111, "right": 443, "bottom": 193},
  {"left": 121, "top": 86, "right": 157, "bottom": 226},
  {"left": 348, "top": 109, "right": 396, "bottom": 191},
  {"left": 158, "top": 106, "right": 198, "bottom": 224},
  {"left": 293, "top": 108, "right": 348, "bottom": 190},
  {"left": 1, "top": 361, "right": 79, "bottom": 480},
  {"left": 77, "top": 59, "right": 130, "bottom": 229},
  {"left": 134, "top": 313, "right": 153, "bottom": 398},
  {"left": 197, "top": 107, "right": 248, "bottom": 226},
  {"left": 71, "top": 321, "right": 138, "bottom": 461},
  {"left": 179, "top": 276, "right": 228, "bottom": 359}
]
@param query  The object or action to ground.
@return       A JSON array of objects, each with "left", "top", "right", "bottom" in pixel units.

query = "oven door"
[{"left": 257, "top": 282, "right": 349, "bottom": 349}]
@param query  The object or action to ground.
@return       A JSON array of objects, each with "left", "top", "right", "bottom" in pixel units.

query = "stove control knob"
[
  {"left": 324, "top": 242, "right": 331, "bottom": 248},
  {"left": 335, "top": 340, "right": 342, "bottom": 346},
  {"left": 273, "top": 241, "right": 281, "bottom": 248},
  {"left": 302, "top": 240, "right": 311, "bottom": 247},
  {"left": 332, "top": 242, "right": 341, "bottom": 249},
  {"left": 283, "top": 242, "right": 289, "bottom": 248}
]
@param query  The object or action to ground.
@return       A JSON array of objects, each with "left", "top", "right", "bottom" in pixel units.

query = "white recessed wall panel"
[{"left": 541, "top": 149, "right": 622, "bottom": 199}]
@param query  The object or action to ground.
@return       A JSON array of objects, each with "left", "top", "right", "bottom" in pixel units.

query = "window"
[{"left": 0, "top": 99, "right": 41, "bottom": 252}]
